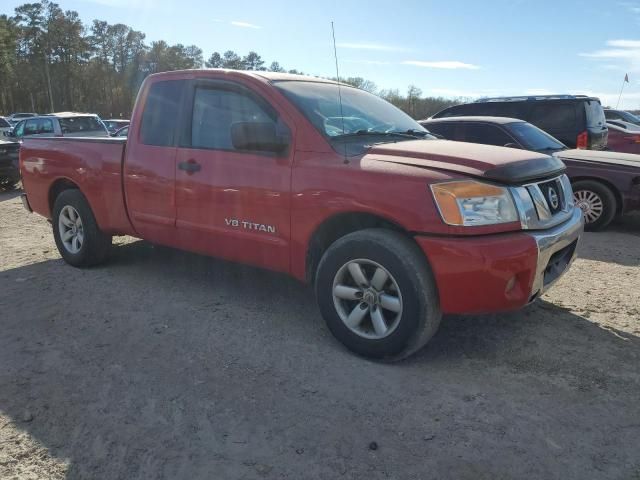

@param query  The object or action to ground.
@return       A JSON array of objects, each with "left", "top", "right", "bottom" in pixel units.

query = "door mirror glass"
[{"left": 231, "top": 121, "right": 288, "bottom": 153}]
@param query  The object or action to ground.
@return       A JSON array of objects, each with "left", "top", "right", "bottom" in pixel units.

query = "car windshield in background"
[
  {"left": 59, "top": 116, "right": 105, "bottom": 134},
  {"left": 617, "top": 111, "right": 640, "bottom": 125},
  {"left": 0, "top": 118, "right": 10, "bottom": 128},
  {"left": 506, "top": 121, "right": 566, "bottom": 152},
  {"left": 585, "top": 100, "right": 606, "bottom": 128},
  {"left": 274, "top": 81, "right": 430, "bottom": 141}
]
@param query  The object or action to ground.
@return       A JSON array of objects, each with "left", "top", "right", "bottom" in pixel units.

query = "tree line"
[{"left": 0, "top": 0, "right": 458, "bottom": 119}]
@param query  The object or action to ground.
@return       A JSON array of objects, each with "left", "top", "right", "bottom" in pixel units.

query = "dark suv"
[{"left": 431, "top": 95, "right": 608, "bottom": 150}]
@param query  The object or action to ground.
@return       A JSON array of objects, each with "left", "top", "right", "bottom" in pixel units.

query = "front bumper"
[
  {"left": 527, "top": 206, "right": 583, "bottom": 301},
  {"left": 415, "top": 207, "right": 584, "bottom": 315}
]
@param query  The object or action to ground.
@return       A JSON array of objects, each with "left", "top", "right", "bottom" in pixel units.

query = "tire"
[
  {"left": 315, "top": 229, "right": 441, "bottom": 361},
  {"left": 52, "top": 189, "right": 112, "bottom": 267},
  {"left": 572, "top": 180, "right": 617, "bottom": 231}
]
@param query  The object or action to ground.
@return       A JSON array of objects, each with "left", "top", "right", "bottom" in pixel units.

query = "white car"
[
  {"left": 6, "top": 112, "right": 38, "bottom": 126},
  {"left": 0, "top": 117, "right": 12, "bottom": 137}
]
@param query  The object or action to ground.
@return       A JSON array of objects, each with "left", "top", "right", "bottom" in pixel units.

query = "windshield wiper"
[{"left": 333, "top": 130, "right": 423, "bottom": 140}]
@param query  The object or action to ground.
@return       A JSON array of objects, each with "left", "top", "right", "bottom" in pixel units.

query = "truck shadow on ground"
[{"left": 1, "top": 240, "right": 639, "bottom": 479}]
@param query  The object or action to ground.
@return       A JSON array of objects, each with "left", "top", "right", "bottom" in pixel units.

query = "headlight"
[{"left": 431, "top": 180, "right": 519, "bottom": 226}]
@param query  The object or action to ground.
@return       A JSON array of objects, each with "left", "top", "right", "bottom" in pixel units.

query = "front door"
[{"left": 174, "top": 79, "right": 293, "bottom": 273}]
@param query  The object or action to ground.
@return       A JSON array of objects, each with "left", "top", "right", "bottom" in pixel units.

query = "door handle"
[{"left": 178, "top": 160, "right": 201, "bottom": 174}]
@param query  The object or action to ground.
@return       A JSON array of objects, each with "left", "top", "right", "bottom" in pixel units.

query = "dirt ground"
[{"left": 0, "top": 189, "right": 639, "bottom": 480}]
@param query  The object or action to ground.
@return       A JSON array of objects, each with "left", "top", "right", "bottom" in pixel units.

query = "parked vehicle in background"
[
  {"left": 0, "top": 117, "right": 12, "bottom": 136},
  {"left": 112, "top": 125, "right": 129, "bottom": 137},
  {"left": 7, "top": 112, "right": 38, "bottom": 126},
  {"left": 19, "top": 70, "right": 583, "bottom": 360},
  {"left": 9, "top": 113, "right": 109, "bottom": 140},
  {"left": 102, "top": 119, "right": 130, "bottom": 134},
  {"left": 420, "top": 116, "right": 640, "bottom": 230},
  {"left": 604, "top": 109, "right": 640, "bottom": 126},
  {"left": 604, "top": 121, "right": 640, "bottom": 155},
  {"left": 607, "top": 119, "right": 640, "bottom": 132},
  {"left": 0, "top": 138, "right": 20, "bottom": 190},
  {"left": 432, "top": 95, "right": 608, "bottom": 150}
]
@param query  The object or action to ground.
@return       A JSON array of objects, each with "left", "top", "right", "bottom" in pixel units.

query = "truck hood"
[
  {"left": 556, "top": 149, "right": 640, "bottom": 169},
  {"left": 366, "top": 139, "right": 565, "bottom": 184}
]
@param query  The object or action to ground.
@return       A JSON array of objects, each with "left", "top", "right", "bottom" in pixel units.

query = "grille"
[
  {"left": 537, "top": 179, "right": 564, "bottom": 215},
  {"left": 525, "top": 176, "right": 568, "bottom": 222}
]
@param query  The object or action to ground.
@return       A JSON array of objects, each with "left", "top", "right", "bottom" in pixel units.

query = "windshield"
[
  {"left": 274, "top": 81, "right": 429, "bottom": 140},
  {"left": 506, "top": 121, "right": 566, "bottom": 152},
  {"left": 585, "top": 100, "right": 606, "bottom": 128},
  {"left": 617, "top": 110, "right": 640, "bottom": 125}
]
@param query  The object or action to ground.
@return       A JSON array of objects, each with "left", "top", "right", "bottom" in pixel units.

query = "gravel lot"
[{"left": 1, "top": 189, "right": 639, "bottom": 480}]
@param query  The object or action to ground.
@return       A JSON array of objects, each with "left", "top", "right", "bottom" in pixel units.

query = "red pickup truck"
[{"left": 20, "top": 70, "right": 583, "bottom": 360}]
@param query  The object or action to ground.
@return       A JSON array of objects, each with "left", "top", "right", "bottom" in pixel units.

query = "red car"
[
  {"left": 19, "top": 70, "right": 583, "bottom": 360},
  {"left": 605, "top": 121, "right": 640, "bottom": 154}
]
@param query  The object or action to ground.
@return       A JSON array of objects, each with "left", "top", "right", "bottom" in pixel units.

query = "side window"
[
  {"left": 191, "top": 86, "right": 276, "bottom": 151},
  {"left": 461, "top": 123, "right": 514, "bottom": 146},
  {"left": 140, "top": 80, "right": 185, "bottom": 146},
  {"left": 529, "top": 103, "right": 576, "bottom": 131},
  {"left": 24, "top": 119, "right": 39, "bottom": 136},
  {"left": 37, "top": 118, "right": 54, "bottom": 134}
]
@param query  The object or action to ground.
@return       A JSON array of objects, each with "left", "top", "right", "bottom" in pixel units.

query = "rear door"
[
  {"left": 173, "top": 78, "right": 293, "bottom": 273},
  {"left": 527, "top": 101, "right": 579, "bottom": 147}
]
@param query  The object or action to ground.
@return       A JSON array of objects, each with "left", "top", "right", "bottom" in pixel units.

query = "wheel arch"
[
  {"left": 571, "top": 176, "right": 623, "bottom": 214},
  {"left": 48, "top": 177, "right": 82, "bottom": 217},
  {"left": 304, "top": 211, "right": 418, "bottom": 284}
]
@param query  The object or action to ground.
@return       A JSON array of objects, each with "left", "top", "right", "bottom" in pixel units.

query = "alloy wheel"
[
  {"left": 58, "top": 205, "right": 84, "bottom": 254},
  {"left": 332, "top": 259, "right": 403, "bottom": 339}
]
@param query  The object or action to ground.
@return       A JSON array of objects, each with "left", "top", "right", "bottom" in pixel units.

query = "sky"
[{"left": 5, "top": 0, "right": 640, "bottom": 108}]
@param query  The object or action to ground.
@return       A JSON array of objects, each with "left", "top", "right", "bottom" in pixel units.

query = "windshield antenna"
[{"left": 331, "top": 21, "right": 349, "bottom": 164}]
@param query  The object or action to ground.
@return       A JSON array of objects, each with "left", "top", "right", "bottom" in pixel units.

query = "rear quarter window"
[
  {"left": 140, "top": 80, "right": 186, "bottom": 146},
  {"left": 528, "top": 103, "right": 577, "bottom": 131}
]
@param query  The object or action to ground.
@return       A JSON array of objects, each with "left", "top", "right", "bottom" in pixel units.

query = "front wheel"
[
  {"left": 52, "top": 189, "right": 112, "bottom": 267},
  {"left": 572, "top": 180, "right": 617, "bottom": 231},
  {"left": 315, "top": 229, "right": 441, "bottom": 361}
]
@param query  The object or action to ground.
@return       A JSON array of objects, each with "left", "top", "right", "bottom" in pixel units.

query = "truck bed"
[{"left": 20, "top": 136, "right": 134, "bottom": 235}]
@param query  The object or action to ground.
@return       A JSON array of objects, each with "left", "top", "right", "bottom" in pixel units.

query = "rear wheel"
[
  {"left": 315, "top": 229, "right": 441, "bottom": 361},
  {"left": 52, "top": 189, "right": 112, "bottom": 267},
  {"left": 572, "top": 180, "right": 617, "bottom": 231}
]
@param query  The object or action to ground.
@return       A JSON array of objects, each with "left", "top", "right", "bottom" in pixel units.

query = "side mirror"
[
  {"left": 231, "top": 122, "right": 288, "bottom": 154},
  {"left": 5, "top": 130, "right": 15, "bottom": 138},
  {"left": 504, "top": 142, "right": 521, "bottom": 149}
]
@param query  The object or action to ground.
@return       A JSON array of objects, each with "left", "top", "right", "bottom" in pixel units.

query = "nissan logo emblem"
[{"left": 548, "top": 187, "right": 559, "bottom": 210}]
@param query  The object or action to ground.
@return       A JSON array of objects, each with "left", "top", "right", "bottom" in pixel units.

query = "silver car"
[{"left": 11, "top": 113, "right": 109, "bottom": 140}]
